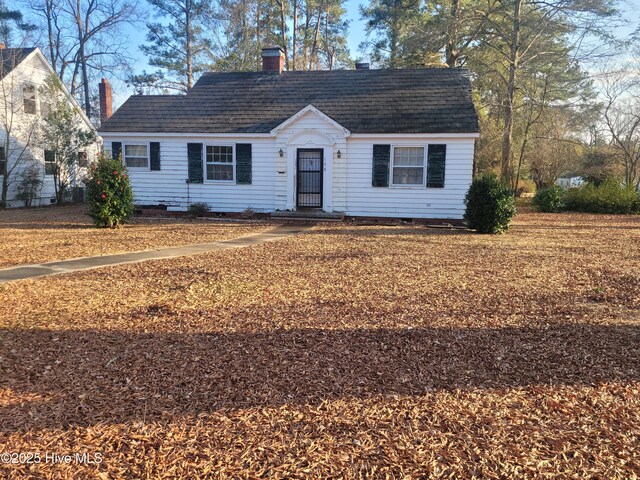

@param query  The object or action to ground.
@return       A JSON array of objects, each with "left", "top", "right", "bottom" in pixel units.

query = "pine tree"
[{"left": 139, "top": 0, "right": 215, "bottom": 91}]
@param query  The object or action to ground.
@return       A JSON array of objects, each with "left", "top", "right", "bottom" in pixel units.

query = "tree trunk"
[
  {"left": 445, "top": 0, "right": 460, "bottom": 67},
  {"left": 501, "top": 0, "right": 522, "bottom": 186},
  {"left": 303, "top": 3, "right": 311, "bottom": 69},
  {"left": 278, "top": 0, "right": 289, "bottom": 69},
  {"left": 1, "top": 135, "right": 8, "bottom": 208},
  {"left": 256, "top": 0, "right": 261, "bottom": 67},
  {"left": 45, "top": 0, "right": 56, "bottom": 72},
  {"left": 309, "top": 8, "right": 321, "bottom": 69},
  {"left": 292, "top": 0, "right": 297, "bottom": 70},
  {"left": 76, "top": 0, "right": 91, "bottom": 117},
  {"left": 185, "top": 0, "right": 193, "bottom": 90},
  {"left": 1, "top": 171, "right": 7, "bottom": 208}
]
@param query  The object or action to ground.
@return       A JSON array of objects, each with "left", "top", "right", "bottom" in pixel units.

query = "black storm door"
[{"left": 296, "top": 149, "right": 323, "bottom": 208}]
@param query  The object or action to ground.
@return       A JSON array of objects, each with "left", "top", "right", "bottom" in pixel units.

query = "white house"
[
  {"left": 98, "top": 48, "right": 479, "bottom": 219},
  {"left": 0, "top": 46, "right": 97, "bottom": 208},
  {"left": 556, "top": 175, "right": 584, "bottom": 189}
]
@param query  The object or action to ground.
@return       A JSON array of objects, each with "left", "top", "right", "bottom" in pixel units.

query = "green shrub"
[
  {"left": 86, "top": 154, "right": 134, "bottom": 228},
  {"left": 464, "top": 174, "right": 516, "bottom": 234},
  {"left": 533, "top": 185, "right": 566, "bottom": 212},
  {"left": 564, "top": 180, "right": 640, "bottom": 214},
  {"left": 16, "top": 164, "right": 43, "bottom": 207},
  {"left": 188, "top": 202, "right": 210, "bottom": 217}
]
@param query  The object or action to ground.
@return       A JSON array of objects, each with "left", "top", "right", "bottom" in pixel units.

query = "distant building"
[{"left": 556, "top": 175, "right": 584, "bottom": 189}]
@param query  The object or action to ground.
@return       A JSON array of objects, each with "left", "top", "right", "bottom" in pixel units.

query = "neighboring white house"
[
  {"left": 0, "top": 46, "right": 98, "bottom": 208},
  {"left": 556, "top": 175, "right": 585, "bottom": 189},
  {"left": 98, "top": 48, "right": 479, "bottom": 219}
]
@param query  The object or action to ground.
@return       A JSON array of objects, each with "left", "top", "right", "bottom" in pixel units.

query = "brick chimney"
[
  {"left": 262, "top": 47, "right": 285, "bottom": 74},
  {"left": 0, "top": 43, "right": 5, "bottom": 50},
  {"left": 99, "top": 78, "right": 113, "bottom": 124}
]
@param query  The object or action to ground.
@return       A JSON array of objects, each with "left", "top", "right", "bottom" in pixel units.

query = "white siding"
[
  {"left": 104, "top": 136, "right": 278, "bottom": 212},
  {"left": 344, "top": 136, "right": 475, "bottom": 219},
  {"left": 101, "top": 111, "right": 476, "bottom": 219},
  {"left": 0, "top": 49, "right": 97, "bottom": 207}
]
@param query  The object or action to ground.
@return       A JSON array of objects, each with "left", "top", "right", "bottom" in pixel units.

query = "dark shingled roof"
[
  {"left": 99, "top": 68, "right": 479, "bottom": 134},
  {"left": 0, "top": 47, "right": 37, "bottom": 79}
]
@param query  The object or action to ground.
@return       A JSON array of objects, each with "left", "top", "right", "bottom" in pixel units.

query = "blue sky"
[
  {"left": 113, "top": 0, "right": 639, "bottom": 105},
  {"left": 114, "top": 0, "right": 369, "bottom": 105}
]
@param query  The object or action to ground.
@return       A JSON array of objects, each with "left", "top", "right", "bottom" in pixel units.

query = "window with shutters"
[
  {"left": 391, "top": 146, "right": 425, "bottom": 186},
  {"left": 44, "top": 150, "right": 56, "bottom": 175},
  {"left": 0, "top": 146, "right": 5, "bottom": 175},
  {"left": 124, "top": 144, "right": 149, "bottom": 168},
  {"left": 205, "top": 145, "right": 234, "bottom": 182},
  {"left": 23, "top": 84, "right": 37, "bottom": 114}
]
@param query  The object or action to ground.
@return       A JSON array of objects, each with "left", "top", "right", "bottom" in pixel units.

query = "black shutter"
[
  {"left": 236, "top": 143, "right": 252, "bottom": 184},
  {"left": 111, "top": 142, "right": 122, "bottom": 160},
  {"left": 187, "top": 143, "right": 203, "bottom": 183},
  {"left": 427, "top": 144, "right": 446, "bottom": 188},
  {"left": 150, "top": 142, "right": 161, "bottom": 171},
  {"left": 372, "top": 144, "right": 390, "bottom": 187}
]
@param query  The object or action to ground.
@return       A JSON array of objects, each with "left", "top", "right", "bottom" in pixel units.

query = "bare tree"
[
  {"left": 25, "top": 0, "right": 139, "bottom": 118},
  {"left": 474, "top": 0, "right": 618, "bottom": 184},
  {"left": 598, "top": 65, "right": 640, "bottom": 189}
]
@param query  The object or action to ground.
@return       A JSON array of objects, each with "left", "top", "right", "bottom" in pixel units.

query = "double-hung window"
[
  {"left": 206, "top": 145, "right": 234, "bottom": 182},
  {"left": 391, "top": 146, "right": 425, "bottom": 186},
  {"left": 23, "top": 85, "right": 36, "bottom": 114},
  {"left": 0, "top": 146, "right": 5, "bottom": 175},
  {"left": 124, "top": 144, "right": 148, "bottom": 168},
  {"left": 40, "top": 100, "right": 52, "bottom": 117},
  {"left": 44, "top": 150, "right": 56, "bottom": 175}
]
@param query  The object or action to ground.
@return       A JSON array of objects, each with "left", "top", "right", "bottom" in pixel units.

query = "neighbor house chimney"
[
  {"left": 262, "top": 47, "right": 285, "bottom": 74},
  {"left": 99, "top": 78, "right": 113, "bottom": 124},
  {"left": 0, "top": 43, "right": 5, "bottom": 50},
  {"left": 355, "top": 62, "right": 370, "bottom": 70}
]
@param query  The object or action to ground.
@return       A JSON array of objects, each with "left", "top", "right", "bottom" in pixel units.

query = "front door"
[{"left": 296, "top": 149, "right": 323, "bottom": 209}]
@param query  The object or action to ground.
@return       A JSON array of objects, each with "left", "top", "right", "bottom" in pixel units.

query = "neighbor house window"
[
  {"left": 0, "top": 146, "right": 5, "bottom": 175},
  {"left": 391, "top": 146, "right": 424, "bottom": 186},
  {"left": 78, "top": 151, "right": 89, "bottom": 168},
  {"left": 23, "top": 85, "right": 37, "bottom": 114},
  {"left": 40, "top": 100, "right": 52, "bottom": 117},
  {"left": 124, "top": 144, "right": 148, "bottom": 168},
  {"left": 44, "top": 150, "right": 56, "bottom": 175},
  {"left": 206, "top": 145, "right": 234, "bottom": 182}
]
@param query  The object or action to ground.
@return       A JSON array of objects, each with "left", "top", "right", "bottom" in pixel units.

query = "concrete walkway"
[{"left": 0, "top": 224, "right": 311, "bottom": 284}]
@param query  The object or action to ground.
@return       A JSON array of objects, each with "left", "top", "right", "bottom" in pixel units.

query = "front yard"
[
  {"left": 0, "top": 210, "right": 638, "bottom": 478},
  {"left": 0, "top": 205, "right": 272, "bottom": 268}
]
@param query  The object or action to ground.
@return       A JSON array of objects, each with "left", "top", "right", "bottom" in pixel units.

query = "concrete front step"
[{"left": 271, "top": 210, "right": 345, "bottom": 221}]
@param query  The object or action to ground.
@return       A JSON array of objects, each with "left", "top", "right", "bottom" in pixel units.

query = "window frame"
[
  {"left": 389, "top": 145, "right": 427, "bottom": 188},
  {"left": 44, "top": 149, "right": 56, "bottom": 176},
  {"left": 0, "top": 146, "right": 6, "bottom": 176},
  {"left": 123, "top": 142, "right": 150, "bottom": 169},
  {"left": 204, "top": 143, "right": 236, "bottom": 184},
  {"left": 40, "top": 99, "right": 52, "bottom": 117},
  {"left": 23, "top": 83, "right": 37, "bottom": 115}
]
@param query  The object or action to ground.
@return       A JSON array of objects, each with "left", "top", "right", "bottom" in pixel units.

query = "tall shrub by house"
[
  {"left": 86, "top": 154, "right": 134, "bottom": 227},
  {"left": 464, "top": 174, "right": 516, "bottom": 234}
]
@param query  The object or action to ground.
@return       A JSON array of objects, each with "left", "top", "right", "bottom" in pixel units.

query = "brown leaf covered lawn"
[
  {"left": 0, "top": 211, "right": 639, "bottom": 478},
  {"left": 0, "top": 205, "right": 272, "bottom": 268}
]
